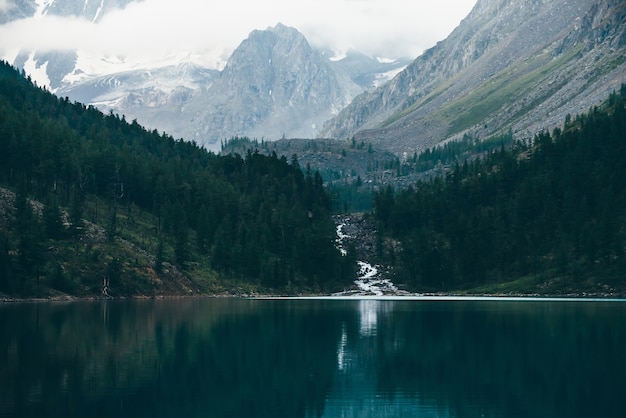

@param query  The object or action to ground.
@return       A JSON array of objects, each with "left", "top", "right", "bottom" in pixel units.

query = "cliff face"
[{"left": 319, "top": 0, "right": 626, "bottom": 155}]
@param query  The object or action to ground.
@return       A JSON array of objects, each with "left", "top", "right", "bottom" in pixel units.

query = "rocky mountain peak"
[
  {"left": 179, "top": 23, "right": 362, "bottom": 148},
  {"left": 42, "top": 17, "right": 406, "bottom": 151},
  {"left": 220, "top": 22, "right": 323, "bottom": 106}
]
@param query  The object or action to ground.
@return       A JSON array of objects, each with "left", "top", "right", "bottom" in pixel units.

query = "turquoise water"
[{"left": 1, "top": 298, "right": 625, "bottom": 417}]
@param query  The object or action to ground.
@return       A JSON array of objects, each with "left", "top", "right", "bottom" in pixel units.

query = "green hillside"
[
  {"left": 2, "top": 59, "right": 625, "bottom": 298},
  {"left": 374, "top": 85, "right": 626, "bottom": 296},
  {"left": 0, "top": 61, "right": 354, "bottom": 298}
]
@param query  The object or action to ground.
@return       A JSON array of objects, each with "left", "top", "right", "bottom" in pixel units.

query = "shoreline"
[{"left": 2, "top": 291, "right": 625, "bottom": 304}]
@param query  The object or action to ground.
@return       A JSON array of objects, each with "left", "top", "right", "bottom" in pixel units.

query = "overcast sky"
[{"left": 0, "top": 0, "right": 477, "bottom": 70}]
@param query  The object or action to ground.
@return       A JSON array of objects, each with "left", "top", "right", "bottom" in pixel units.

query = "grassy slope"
[{"left": 378, "top": 44, "right": 587, "bottom": 146}]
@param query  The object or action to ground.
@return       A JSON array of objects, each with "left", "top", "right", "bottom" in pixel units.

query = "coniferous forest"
[
  {"left": 0, "top": 61, "right": 354, "bottom": 296},
  {"left": 1, "top": 58, "right": 626, "bottom": 297},
  {"left": 374, "top": 85, "right": 626, "bottom": 294}
]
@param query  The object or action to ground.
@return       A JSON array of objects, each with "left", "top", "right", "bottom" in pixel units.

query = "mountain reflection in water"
[{"left": 1, "top": 298, "right": 625, "bottom": 418}]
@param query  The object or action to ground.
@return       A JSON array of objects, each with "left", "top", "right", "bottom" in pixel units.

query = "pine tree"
[{"left": 43, "top": 194, "right": 65, "bottom": 239}]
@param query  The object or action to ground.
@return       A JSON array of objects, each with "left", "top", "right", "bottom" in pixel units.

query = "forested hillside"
[
  {"left": 374, "top": 86, "right": 626, "bottom": 295},
  {"left": 0, "top": 61, "right": 352, "bottom": 297}
]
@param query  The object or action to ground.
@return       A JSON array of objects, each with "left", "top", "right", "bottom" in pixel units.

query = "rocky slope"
[{"left": 320, "top": 0, "right": 626, "bottom": 155}]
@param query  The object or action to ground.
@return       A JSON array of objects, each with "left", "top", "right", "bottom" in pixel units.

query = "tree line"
[
  {"left": 374, "top": 85, "right": 626, "bottom": 292},
  {"left": 0, "top": 61, "right": 353, "bottom": 295}
]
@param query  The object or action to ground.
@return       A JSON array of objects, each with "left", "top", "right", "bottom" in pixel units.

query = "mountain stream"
[{"left": 333, "top": 215, "right": 405, "bottom": 296}]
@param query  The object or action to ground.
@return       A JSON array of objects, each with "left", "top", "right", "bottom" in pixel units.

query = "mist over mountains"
[
  {"left": 4, "top": 0, "right": 626, "bottom": 156},
  {"left": 54, "top": 23, "right": 409, "bottom": 149},
  {"left": 2, "top": 0, "right": 410, "bottom": 149},
  {"left": 168, "top": 24, "right": 405, "bottom": 148}
]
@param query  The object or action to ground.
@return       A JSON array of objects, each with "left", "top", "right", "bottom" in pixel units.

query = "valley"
[{"left": 1, "top": 0, "right": 626, "bottom": 298}]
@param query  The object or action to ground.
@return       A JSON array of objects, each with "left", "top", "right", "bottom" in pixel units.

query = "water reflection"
[
  {"left": 321, "top": 300, "right": 626, "bottom": 418},
  {"left": 1, "top": 299, "right": 625, "bottom": 418},
  {"left": 358, "top": 299, "right": 379, "bottom": 336},
  {"left": 357, "top": 299, "right": 397, "bottom": 337},
  {"left": 324, "top": 300, "right": 455, "bottom": 417},
  {"left": 0, "top": 299, "right": 344, "bottom": 418},
  {"left": 336, "top": 324, "right": 348, "bottom": 371}
]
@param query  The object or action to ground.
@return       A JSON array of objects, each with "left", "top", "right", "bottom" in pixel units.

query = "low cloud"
[
  {"left": 0, "top": 0, "right": 476, "bottom": 70},
  {"left": 0, "top": 0, "right": 15, "bottom": 13}
]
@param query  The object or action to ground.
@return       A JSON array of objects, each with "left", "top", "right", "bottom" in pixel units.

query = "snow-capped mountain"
[
  {"left": 55, "top": 23, "right": 409, "bottom": 149},
  {"left": 6, "top": 0, "right": 139, "bottom": 89},
  {"left": 4, "top": 1, "right": 410, "bottom": 149},
  {"left": 58, "top": 62, "right": 219, "bottom": 135}
]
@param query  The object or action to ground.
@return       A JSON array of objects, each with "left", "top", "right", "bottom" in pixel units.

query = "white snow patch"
[
  {"left": 1, "top": 49, "right": 20, "bottom": 66},
  {"left": 61, "top": 49, "right": 214, "bottom": 88},
  {"left": 372, "top": 67, "right": 406, "bottom": 88},
  {"left": 35, "top": 0, "right": 53, "bottom": 17},
  {"left": 329, "top": 51, "right": 347, "bottom": 62},
  {"left": 376, "top": 56, "right": 396, "bottom": 64},
  {"left": 93, "top": 0, "right": 105, "bottom": 22},
  {"left": 23, "top": 52, "right": 51, "bottom": 88},
  {"left": 90, "top": 97, "right": 125, "bottom": 110}
]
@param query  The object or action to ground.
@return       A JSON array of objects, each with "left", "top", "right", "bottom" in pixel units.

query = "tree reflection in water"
[{"left": 1, "top": 299, "right": 625, "bottom": 418}]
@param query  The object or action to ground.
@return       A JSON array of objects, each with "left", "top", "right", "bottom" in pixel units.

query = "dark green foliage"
[
  {"left": 154, "top": 235, "right": 165, "bottom": 274},
  {"left": 0, "top": 233, "right": 13, "bottom": 292},
  {"left": 48, "top": 262, "right": 75, "bottom": 293},
  {"left": 375, "top": 88, "right": 626, "bottom": 292},
  {"left": 43, "top": 194, "right": 65, "bottom": 239},
  {"left": 13, "top": 186, "right": 46, "bottom": 288},
  {"left": 0, "top": 61, "right": 345, "bottom": 295},
  {"left": 399, "top": 130, "right": 514, "bottom": 174}
]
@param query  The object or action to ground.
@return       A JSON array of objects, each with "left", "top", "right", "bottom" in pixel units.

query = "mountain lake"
[{"left": 1, "top": 297, "right": 625, "bottom": 418}]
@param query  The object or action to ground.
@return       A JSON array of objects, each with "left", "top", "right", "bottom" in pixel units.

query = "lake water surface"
[{"left": 1, "top": 297, "right": 625, "bottom": 418}]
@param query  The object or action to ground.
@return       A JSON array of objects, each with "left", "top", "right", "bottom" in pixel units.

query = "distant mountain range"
[
  {"left": 5, "top": 0, "right": 626, "bottom": 156},
  {"left": 163, "top": 24, "right": 411, "bottom": 148},
  {"left": 56, "top": 23, "right": 409, "bottom": 149},
  {"left": 2, "top": 1, "right": 410, "bottom": 150}
]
